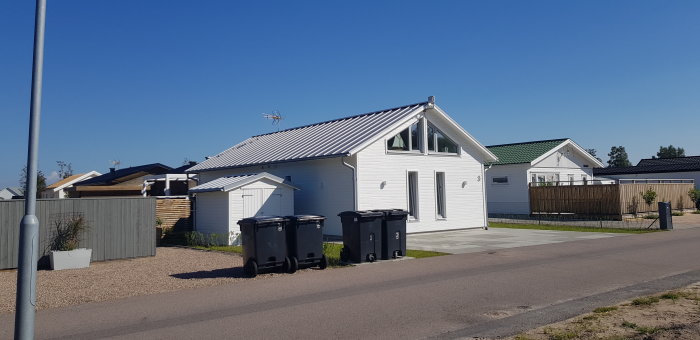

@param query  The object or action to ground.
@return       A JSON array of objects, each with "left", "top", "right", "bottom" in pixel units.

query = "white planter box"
[{"left": 50, "top": 248, "right": 92, "bottom": 270}]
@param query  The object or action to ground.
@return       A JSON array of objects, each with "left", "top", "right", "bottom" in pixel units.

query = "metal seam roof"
[{"left": 188, "top": 103, "right": 426, "bottom": 172}]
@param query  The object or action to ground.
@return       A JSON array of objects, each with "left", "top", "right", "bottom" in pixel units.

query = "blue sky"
[{"left": 2, "top": 1, "right": 699, "bottom": 189}]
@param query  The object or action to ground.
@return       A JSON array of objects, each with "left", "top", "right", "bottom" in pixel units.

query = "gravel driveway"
[{"left": 0, "top": 247, "right": 272, "bottom": 314}]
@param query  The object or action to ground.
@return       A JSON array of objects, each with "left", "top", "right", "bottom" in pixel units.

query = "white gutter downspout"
[
  {"left": 341, "top": 156, "right": 358, "bottom": 210},
  {"left": 481, "top": 164, "right": 489, "bottom": 230}
]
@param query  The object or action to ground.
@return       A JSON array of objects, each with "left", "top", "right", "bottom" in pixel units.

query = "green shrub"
[
  {"left": 643, "top": 214, "right": 659, "bottom": 219},
  {"left": 641, "top": 187, "right": 657, "bottom": 209},
  {"left": 184, "top": 231, "right": 228, "bottom": 247}
]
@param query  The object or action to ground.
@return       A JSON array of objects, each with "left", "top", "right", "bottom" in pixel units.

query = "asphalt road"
[{"left": 2, "top": 228, "right": 700, "bottom": 340}]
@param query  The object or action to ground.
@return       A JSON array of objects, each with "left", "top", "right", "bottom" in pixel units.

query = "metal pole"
[{"left": 15, "top": 0, "right": 47, "bottom": 338}]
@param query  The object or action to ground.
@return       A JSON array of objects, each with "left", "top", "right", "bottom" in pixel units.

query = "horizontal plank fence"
[
  {"left": 156, "top": 198, "right": 192, "bottom": 232},
  {"left": 1, "top": 197, "right": 156, "bottom": 270},
  {"left": 529, "top": 183, "right": 695, "bottom": 219}
]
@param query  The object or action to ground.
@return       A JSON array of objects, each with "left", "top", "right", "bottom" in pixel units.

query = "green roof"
[{"left": 486, "top": 139, "right": 568, "bottom": 165}]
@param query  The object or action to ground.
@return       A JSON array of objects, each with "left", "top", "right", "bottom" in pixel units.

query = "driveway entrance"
[{"left": 407, "top": 227, "right": 621, "bottom": 254}]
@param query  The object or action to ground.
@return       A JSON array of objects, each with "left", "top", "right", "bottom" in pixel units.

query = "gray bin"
[{"left": 658, "top": 202, "right": 673, "bottom": 230}]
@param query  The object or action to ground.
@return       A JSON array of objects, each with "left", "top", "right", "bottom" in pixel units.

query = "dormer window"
[
  {"left": 427, "top": 124, "right": 458, "bottom": 153},
  {"left": 387, "top": 121, "right": 422, "bottom": 152}
]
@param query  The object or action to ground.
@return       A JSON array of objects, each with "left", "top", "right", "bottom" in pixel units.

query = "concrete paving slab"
[{"left": 407, "top": 227, "right": 621, "bottom": 254}]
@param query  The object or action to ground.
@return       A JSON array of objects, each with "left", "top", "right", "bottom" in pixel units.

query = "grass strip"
[
  {"left": 194, "top": 243, "right": 448, "bottom": 267},
  {"left": 489, "top": 222, "right": 660, "bottom": 234}
]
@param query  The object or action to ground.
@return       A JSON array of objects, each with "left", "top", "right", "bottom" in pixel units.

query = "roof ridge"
[
  {"left": 251, "top": 101, "right": 428, "bottom": 138},
  {"left": 639, "top": 155, "right": 700, "bottom": 161},
  {"left": 486, "top": 138, "right": 568, "bottom": 148}
]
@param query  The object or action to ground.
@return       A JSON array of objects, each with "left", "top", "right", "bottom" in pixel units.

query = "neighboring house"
[
  {"left": 187, "top": 97, "right": 498, "bottom": 236},
  {"left": 594, "top": 156, "right": 700, "bottom": 189},
  {"left": 71, "top": 163, "right": 191, "bottom": 198},
  {"left": 142, "top": 162, "right": 198, "bottom": 197},
  {"left": 41, "top": 171, "right": 102, "bottom": 199},
  {"left": 485, "top": 138, "right": 605, "bottom": 215},
  {"left": 0, "top": 187, "right": 24, "bottom": 200},
  {"left": 189, "top": 172, "right": 297, "bottom": 244}
]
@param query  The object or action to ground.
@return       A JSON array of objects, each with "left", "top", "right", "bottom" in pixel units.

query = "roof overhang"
[
  {"left": 347, "top": 103, "right": 498, "bottom": 163},
  {"left": 189, "top": 172, "right": 299, "bottom": 193},
  {"left": 530, "top": 139, "right": 605, "bottom": 168}
]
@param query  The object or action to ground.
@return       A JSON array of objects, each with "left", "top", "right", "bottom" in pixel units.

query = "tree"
[
  {"left": 653, "top": 145, "right": 685, "bottom": 159},
  {"left": 19, "top": 166, "right": 47, "bottom": 198},
  {"left": 641, "top": 187, "right": 657, "bottom": 212},
  {"left": 689, "top": 189, "right": 700, "bottom": 210},
  {"left": 607, "top": 146, "right": 632, "bottom": 167},
  {"left": 56, "top": 161, "right": 74, "bottom": 179},
  {"left": 585, "top": 148, "right": 603, "bottom": 163}
]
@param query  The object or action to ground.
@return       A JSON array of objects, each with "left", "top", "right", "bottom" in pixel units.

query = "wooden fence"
[
  {"left": 0, "top": 197, "right": 156, "bottom": 270},
  {"left": 156, "top": 198, "right": 192, "bottom": 232},
  {"left": 529, "top": 183, "right": 695, "bottom": 219}
]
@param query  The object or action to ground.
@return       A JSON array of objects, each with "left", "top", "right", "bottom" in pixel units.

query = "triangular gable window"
[
  {"left": 387, "top": 121, "right": 422, "bottom": 152},
  {"left": 427, "top": 124, "right": 458, "bottom": 153}
]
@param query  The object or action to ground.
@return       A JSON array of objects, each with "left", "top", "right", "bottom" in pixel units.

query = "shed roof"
[
  {"left": 486, "top": 139, "right": 568, "bottom": 165},
  {"left": 189, "top": 172, "right": 298, "bottom": 193}
]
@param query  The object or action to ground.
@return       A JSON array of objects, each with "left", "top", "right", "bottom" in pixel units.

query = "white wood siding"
[
  {"left": 485, "top": 163, "right": 531, "bottom": 214},
  {"left": 194, "top": 191, "right": 229, "bottom": 236},
  {"left": 197, "top": 157, "right": 354, "bottom": 235},
  {"left": 356, "top": 120, "right": 487, "bottom": 233},
  {"left": 486, "top": 150, "right": 597, "bottom": 215}
]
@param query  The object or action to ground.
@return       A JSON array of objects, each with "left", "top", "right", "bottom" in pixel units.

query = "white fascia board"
[
  {"left": 430, "top": 105, "right": 499, "bottom": 163},
  {"left": 220, "top": 173, "right": 299, "bottom": 192},
  {"left": 346, "top": 105, "right": 427, "bottom": 156},
  {"left": 530, "top": 139, "right": 605, "bottom": 168},
  {"left": 53, "top": 171, "right": 102, "bottom": 191}
]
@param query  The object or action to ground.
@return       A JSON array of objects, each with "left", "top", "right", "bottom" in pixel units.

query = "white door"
[{"left": 242, "top": 189, "right": 263, "bottom": 218}]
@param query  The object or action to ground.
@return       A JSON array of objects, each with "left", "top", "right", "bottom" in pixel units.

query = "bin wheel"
[
  {"left": 319, "top": 255, "right": 328, "bottom": 270},
  {"left": 282, "top": 257, "right": 292, "bottom": 273},
  {"left": 245, "top": 259, "right": 258, "bottom": 278},
  {"left": 289, "top": 256, "right": 298, "bottom": 273},
  {"left": 392, "top": 250, "right": 399, "bottom": 259},
  {"left": 367, "top": 253, "right": 376, "bottom": 263}
]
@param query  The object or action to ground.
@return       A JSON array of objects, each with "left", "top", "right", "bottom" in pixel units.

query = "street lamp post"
[{"left": 15, "top": 0, "right": 47, "bottom": 339}]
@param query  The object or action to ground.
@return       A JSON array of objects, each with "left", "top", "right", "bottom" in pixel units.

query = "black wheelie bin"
[
  {"left": 237, "top": 216, "right": 292, "bottom": 277},
  {"left": 372, "top": 209, "right": 408, "bottom": 260},
  {"left": 286, "top": 215, "right": 328, "bottom": 271},
  {"left": 338, "top": 210, "right": 384, "bottom": 263}
]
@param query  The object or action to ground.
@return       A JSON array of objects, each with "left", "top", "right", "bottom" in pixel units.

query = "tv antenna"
[
  {"left": 262, "top": 110, "right": 283, "bottom": 125},
  {"left": 110, "top": 160, "right": 121, "bottom": 169},
  {"left": 262, "top": 110, "right": 283, "bottom": 130}
]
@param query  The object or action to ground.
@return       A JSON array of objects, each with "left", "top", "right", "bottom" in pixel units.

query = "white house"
[
  {"left": 485, "top": 139, "right": 605, "bottom": 215},
  {"left": 187, "top": 97, "right": 498, "bottom": 236},
  {"left": 41, "top": 171, "right": 101, "bottom": 199},
  {"left": 0, "top": 187, "right": 23, "bottom": 200},
  {"left": 594, "top": 156, "right": 700, "bottom": 190},
  {"left": 189, "top": 172, "right": 297, "bottom": 244}
]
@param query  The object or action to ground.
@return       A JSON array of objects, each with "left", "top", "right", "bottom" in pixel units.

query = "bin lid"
[
  {"left": 237, "top": 216, "right": 287, "bottom": 226},
  {"left": 370, "top": 209, "right": 408, "bottom": 217},
  {"left": 286, "top": 215, "right": 326, "bottom": 222},
  {"left": 338, "top": 210, "right": 384, "bottom": 218}
]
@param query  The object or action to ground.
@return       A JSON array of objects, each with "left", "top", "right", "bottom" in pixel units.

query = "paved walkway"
[{"left": 407, "top": 228, "right": 620, "bottom": 254}]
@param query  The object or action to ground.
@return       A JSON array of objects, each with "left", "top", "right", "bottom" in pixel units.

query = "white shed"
[{"left": 189, "top": 172, "right": 297, "bottom": 245}]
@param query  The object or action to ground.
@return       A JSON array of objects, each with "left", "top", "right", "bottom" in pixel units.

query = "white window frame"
[
  {"left": 407, "top": 171, "right": 419, "bottom": 221},
  {"left": 435, "top": 171, "right": 446, "bottom": 219},
  {"left": 387, "top": 122, "right": 422, "bottom": 153}
]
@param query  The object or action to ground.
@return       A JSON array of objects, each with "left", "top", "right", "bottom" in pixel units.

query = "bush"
[
  {"left": 689, "top": 189, "right": 700, "bottom": 209},
  {"left": 49, "top": 214, "right": 89, "bottom": 251},
  {"left": 184, "top": 231, "right": 229, "bottom": 247},
  {"left": 641, "top": 188, "right": 657, "bottom": 209}
]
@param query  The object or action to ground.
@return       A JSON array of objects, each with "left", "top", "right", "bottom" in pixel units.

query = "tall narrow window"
[
  {"left": 436, "top": 172, "right": 446, "bottom": 218},
  {"left": 408, "top": 172, "right": 419, "bottom": 219}
]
